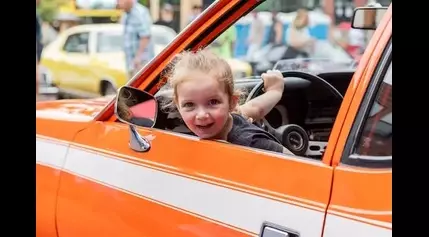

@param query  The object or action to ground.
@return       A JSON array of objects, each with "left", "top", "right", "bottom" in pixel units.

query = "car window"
[
  {"left": 63, "top": 32, "right": 90, "bottom": 53},
  {"left": 354, "top": 63, "right": 392, "bottom": 157},
  {"left": 139, "top": 1, "right": 365, "bottom": 161},
  {"left": 97, "top": 31, "right": 123, "bottom": 53}
]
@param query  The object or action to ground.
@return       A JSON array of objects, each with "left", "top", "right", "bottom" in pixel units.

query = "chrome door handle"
[{"left": 260, "top": 222, "right": 300, "bottom": 237}]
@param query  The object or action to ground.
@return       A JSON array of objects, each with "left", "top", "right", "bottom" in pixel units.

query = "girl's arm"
[{"left": 238, "top": 70, "right": 284, "bottom": 122}]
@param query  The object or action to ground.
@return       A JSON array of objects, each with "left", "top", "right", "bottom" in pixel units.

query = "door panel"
[
  {"left": 323, "top": 167, "right": 391, "bottom": 237},
  {"left": 36, "top": 137, "right": 69, "bottom": 237},
  {"left": 60, "top": 32, "right": 92, "bottom": 92},
  {"left": 56, "top": 121, "right": 334, "bottom": 236},
  {"left": 61, "top": 53, "right": 92, "bottom": 92}
]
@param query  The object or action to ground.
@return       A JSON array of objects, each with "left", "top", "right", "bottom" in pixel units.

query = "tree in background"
[
  {"left": 37, "top": 0, "right": 68, "bottom": 22},
  {"left": 138, "top": 0, "right": 149, "bottom": 7}
]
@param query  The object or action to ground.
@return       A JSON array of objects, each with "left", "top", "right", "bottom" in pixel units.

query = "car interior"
[
  {"left": 119, "top": 2, "right": 357, "bottom": 161},
  {"left": 151, "top": 69, "right": 355, "bottom": 160}
]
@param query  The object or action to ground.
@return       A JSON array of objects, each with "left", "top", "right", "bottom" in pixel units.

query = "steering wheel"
[{"left": 245, "top": 70, "right": 344, "bottom": 156}]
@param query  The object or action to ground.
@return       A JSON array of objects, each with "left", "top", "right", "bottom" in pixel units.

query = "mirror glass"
[
  {"left": 352, "top": 7, "right": 388, "bottom": 30},
  {"left": 115, "top": 86, "right": 158, "bottom": 128}
]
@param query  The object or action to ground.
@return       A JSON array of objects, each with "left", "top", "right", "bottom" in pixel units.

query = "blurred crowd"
[{"left": 36, "top": 0, "right": 387, "bottom": 99}]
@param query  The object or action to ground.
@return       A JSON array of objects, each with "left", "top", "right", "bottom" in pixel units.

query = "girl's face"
[{"left": 175, "top": 71, "right": 232, "bottom": 139}]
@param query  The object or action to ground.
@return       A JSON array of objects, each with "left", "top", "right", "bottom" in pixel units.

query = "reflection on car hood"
[{"left": 36, "top": 97, "right": 113, "bottom": 121}]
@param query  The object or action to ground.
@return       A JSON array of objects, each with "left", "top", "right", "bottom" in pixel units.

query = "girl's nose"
[{"left": 195, "top": 109, "right": 209, "bottom": 120}]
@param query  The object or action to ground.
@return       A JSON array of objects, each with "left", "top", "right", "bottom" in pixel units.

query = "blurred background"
[{"left": 36, "top": 0, "right": 391, "bottom": 101}]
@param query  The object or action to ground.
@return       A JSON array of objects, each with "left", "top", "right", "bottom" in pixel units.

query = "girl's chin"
[
  {"left": 194, "top": 129, "right": 222, "bottom": 140},
  {"left": 196, "top": 133, "right": 216, "bottom": 139}
]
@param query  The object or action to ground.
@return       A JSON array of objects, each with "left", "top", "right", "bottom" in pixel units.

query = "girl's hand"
[{"left": 261, "top": 70, "right": 284, "bottom": 93}]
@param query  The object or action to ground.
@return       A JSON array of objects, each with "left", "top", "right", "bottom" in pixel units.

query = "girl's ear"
[{"left": 229, "top": 94, "right": 239, "bottom": 112}]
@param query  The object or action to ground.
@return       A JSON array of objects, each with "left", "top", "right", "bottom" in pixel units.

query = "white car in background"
[{"left": 39, "top": 24, "right": 178, "bottom": 99}]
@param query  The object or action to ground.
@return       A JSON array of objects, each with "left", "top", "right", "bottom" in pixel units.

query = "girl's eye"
[
  {"left": 208, "top": 99, "right": 220, "bottom": 106},
  {"left": 182, "top": 102, "right": 194, "bottom": 108}
]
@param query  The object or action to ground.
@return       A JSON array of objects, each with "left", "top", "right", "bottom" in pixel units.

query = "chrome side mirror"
[{"left": 114, "top": 86, "right": 158, "bottom": 152}]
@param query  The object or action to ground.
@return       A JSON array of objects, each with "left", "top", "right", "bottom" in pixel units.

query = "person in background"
[
  {"left": 210, "top": 25, "right": 236, "bottom": 59},
  {"left": 284, "top": 8, "right": 315, "bottom": 58},
  {"left": 36, "top": 0, "right": 43, "bottom": 61},
  {"left": 154, "top": 3, "right": 176, "bottom": 33},
  {"left": 188, "top": 5, "right": 202, "bottom": 24},
  {"left": 268, "top": 11, "right": 284, "bottom": 46},
  {"left": 246, "top": 10, "right": 264, "bottom": 61},
  {"left": 36, "top": 54, "right": 39, "bottom": 99},
  {"left": 41, "top": 22, "right": 58, "bottom": 46},
  {"left": 36, "top": 0, "right": 42, "bottom": 99},
  {"left": 117, "top": 0, "right": 155, "bottom": 79}
]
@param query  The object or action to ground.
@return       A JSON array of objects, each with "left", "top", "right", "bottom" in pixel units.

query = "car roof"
[
  {"left": 67, "top": 23, "right": 122, "bottom": 33},
  {"left": 64, "top": 23, "right": 176, "bottom": 36}
]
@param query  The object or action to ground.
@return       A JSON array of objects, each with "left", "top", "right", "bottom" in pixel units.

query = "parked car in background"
[
  {"left": 41, "top": 23, "right": 251, "bottom": 99},
  {"left": 38, "top": 65, "right": 59, "bottom": 101}
]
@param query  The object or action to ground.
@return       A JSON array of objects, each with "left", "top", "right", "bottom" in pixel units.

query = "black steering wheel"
[{"left": 245, "top": 70, "right": 344, "bottom": 156}]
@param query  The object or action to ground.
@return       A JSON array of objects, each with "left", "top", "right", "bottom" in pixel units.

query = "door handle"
[{"left": 259, "top": 222, "right": 300, "bottom": 237}]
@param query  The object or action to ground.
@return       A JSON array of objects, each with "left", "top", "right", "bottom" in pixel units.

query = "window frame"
[
  {"left": 63, "top": 32, "right": 90, "bottom": 54},
  {"left": 340, "top": 38, "right": 392, "bottom": 169}
]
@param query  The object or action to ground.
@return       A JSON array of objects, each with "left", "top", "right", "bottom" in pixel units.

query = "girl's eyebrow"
[{"left": 180, "top": 100, "right": 193, "bottom": 105}]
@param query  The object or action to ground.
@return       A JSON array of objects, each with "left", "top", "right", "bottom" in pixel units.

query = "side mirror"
[
  {"left": 115, "top": 86, "right": 158, "bottom": 128},
  {"left": 115, "top": 86, "right": 158, "bottom": 152},
  {"left": 351, "top": 7, "right": 388, "bottom": 30}
]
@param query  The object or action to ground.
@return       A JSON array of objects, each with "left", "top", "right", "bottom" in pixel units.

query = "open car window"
[{"left": 138, "top": 1, "right": 363, "bottom": 160}]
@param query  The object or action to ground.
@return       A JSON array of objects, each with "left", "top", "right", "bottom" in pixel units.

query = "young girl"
[{"left": 162, "top": 49, "right": 292, "bottom": 154}]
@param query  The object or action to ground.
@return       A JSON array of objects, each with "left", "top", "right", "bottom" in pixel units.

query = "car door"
[
  {"left": 55, "top": 121, "right": 334, "bottom": 237},
  {"left": 36, "top": 136, "right": 70, "bottom": 237},
  {"left": 53, "top": 1, "right": 343, "bottom": 235},
  {"left": 59, "top": 31, "right": 92, "bottom": 94},
  {"left": 323, "top": 30, "right": 392, "bottom": 237}
]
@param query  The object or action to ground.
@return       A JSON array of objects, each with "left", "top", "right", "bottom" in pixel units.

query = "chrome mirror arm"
[{"left": 129, "top": 125, "right": 151, "bottom": 152}]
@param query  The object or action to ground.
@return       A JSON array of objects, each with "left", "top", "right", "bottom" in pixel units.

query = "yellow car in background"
[{"left": 41, "top": 23, "right": 252, "bottom": 99}]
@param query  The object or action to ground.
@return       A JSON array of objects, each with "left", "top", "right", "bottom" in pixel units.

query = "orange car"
[{"left": 36, "top": 1, "right": 392, "bottom": 237}]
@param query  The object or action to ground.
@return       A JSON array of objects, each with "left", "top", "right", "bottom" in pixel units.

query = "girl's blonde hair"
[
  {"left": 160, "top": 49, "right": 244, "bottom": 114},
  {"left": 292, "top": 8, "right": 309, "bottom": 29}
]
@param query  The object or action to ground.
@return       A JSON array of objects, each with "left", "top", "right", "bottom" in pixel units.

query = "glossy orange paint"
[
  {"left": 36, "top": 165, "right": 61, "bottom": 237},
  {"left": 53, "top": 120, "right": 333, "bottom": 236},
  {"left": 36, "top": 1, "right": 393, "bottom": 236},
  {"left": 69, "top": 122, "right": 334, "bottom": 206},
  {"left": 56, "top": 171, "right": 251, "bottom": 237}
]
